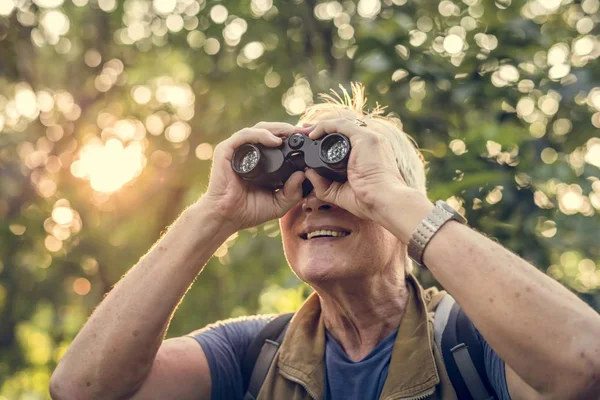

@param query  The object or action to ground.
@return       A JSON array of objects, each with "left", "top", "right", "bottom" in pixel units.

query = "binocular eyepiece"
[{"left": 231, "top": 133, "right": 351, "bottom": 197}]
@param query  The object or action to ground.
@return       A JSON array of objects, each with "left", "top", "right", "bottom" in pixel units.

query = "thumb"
[
  {"left": 304, "top": 169, "right": 339, "bottom": 204},
  {"left": 274, "top": 171, "right": 305, "bottom": 212}
]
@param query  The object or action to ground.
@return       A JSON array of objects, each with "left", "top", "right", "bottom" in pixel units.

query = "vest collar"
[{"left": 276, "top": 274, "right": 440, "bottom": 400}]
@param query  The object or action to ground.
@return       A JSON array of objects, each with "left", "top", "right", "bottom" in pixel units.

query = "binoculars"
[{"left": 231, "top": 132, "right": 351, "bottom": 197}]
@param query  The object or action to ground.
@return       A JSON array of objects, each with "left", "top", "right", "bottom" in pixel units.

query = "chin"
[
  {"left": 293, "top": 255, "right": 360, "bottom": 285},
  {"left": 296, "top": 262, "right": 341, "bottom": 284}
]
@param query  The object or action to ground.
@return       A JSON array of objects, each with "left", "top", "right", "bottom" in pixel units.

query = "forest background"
[{"left": 0, "top": 0, "right": 599, "bottom": 397}]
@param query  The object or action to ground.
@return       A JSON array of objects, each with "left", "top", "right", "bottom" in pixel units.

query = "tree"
[{"left": 0, "top": 0, "right": 598, "bottom": 397}]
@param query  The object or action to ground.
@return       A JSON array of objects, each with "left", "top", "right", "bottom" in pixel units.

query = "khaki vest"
[{"left": 257, "top": 274, "right": 459, "bottom": 400}]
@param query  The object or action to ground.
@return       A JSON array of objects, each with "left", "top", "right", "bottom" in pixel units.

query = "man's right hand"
[{"left": 203, "top": 122, "right": 312, "bottom": 232}]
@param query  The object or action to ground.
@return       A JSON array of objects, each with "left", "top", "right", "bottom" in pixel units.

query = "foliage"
[{"left": 0, "top": 0, "right": 599, "bottom": 397}]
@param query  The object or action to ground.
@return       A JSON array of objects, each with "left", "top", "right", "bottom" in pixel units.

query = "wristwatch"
[{"left": 408, "top": 200, "right": 467, "bottom": 267}]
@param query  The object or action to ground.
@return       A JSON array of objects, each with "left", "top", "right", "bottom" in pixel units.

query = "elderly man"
[{"left": 50, "top": 85, "right": 600, "bottom": 400}]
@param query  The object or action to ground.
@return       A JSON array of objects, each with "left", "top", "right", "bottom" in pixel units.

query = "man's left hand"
[{"left": 304, "top": 118, "right": 409, "bottom": 222}]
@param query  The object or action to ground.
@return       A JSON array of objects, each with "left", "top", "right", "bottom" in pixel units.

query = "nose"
[{"left": 301, "top": 192, "right": 337, "bottom": 213}]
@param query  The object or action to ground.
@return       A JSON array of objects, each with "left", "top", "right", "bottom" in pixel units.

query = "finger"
[
  {"left": 227, "top": 127, "right": 283, "bottom": 150},
  {"left": 215, "top": 128, "right": 282, "bottom": 162},
  {"left": 298, "top": 124, "right": 316, "bottom": 135},
  {"left": 300, "top": 123, "right": 316, "bottom": 132},
  {"left": 304, "top": 169, "right": 337, "bottom": 203},
  {"left": 308, "top": 118, "right": 364, "bottom": 140},
  {"left": 275, "top": 171, "right": 305, "bottom": 210},
  {"left": 253, "top": 121, "right": 302, "bottom": 137}
]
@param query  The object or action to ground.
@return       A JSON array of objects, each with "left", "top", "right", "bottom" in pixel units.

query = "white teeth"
[{"left": 306, "top": 230, "right": 349, "bottom": 240}]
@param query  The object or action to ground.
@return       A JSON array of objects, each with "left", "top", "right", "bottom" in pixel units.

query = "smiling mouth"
[{"left": 299, "top": 231, "right": 352, "bottom": 240}]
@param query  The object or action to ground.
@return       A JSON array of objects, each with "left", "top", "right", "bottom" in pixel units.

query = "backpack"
[{"left": 241, "top": 294, "right": 497, "bottom": 400}]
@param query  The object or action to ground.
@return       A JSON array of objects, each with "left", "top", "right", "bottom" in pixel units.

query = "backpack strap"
[
  {"left": 434, "top": 294, "right": 496, "bottom": 400},
  {"left": 242, "top": 313, "right": 294, "bottom": 400}
]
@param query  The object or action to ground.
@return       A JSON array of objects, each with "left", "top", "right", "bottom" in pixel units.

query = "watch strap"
[{"left": 408, "top": 201, "right": 464, "bottom": 266}]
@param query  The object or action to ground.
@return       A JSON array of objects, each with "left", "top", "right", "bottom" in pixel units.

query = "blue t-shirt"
[
  {"left": 324, "top": 329, "right": 397, "bottom": 400},
  {"left": 190, "top": 315, "right": 511, "bottom": 400}
]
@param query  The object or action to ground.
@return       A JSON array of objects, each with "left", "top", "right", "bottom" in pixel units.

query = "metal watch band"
[{"left": 408, "top": 200, "right": 466, "bottom": 266}]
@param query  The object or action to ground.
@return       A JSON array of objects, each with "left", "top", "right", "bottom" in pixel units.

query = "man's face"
[
  {"left": 279, "top": 192, "right": 404, "bottom": 285},
  {"left": 278, "top": 114, "right": 405, "bottom": 285}
]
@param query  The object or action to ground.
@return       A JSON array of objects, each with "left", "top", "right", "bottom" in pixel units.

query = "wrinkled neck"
[{"left": 314, "top": 265, "right": 409, "bottom": 362}]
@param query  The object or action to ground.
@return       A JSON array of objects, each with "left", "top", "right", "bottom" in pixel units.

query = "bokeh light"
[
  {"left": 71, "top": 138, "right": 146, "bottom": 193},
  {"left": 283, "top": 78, "right": 313, "bottom": 115},
  {"left": 210, "top": 5, "right": 228, "bottom": 24},
  {"left": 73, "top": 278, "right": 91, "bottom": 295},
  {"left": 195, "top": 143, "right": 213, "bottom": 160},
  {"left": 357, "top": 0, "right": 381, "bottom": 18},
  {"left": 251, "top": 0, "right": 273, "bottom": 16},
  {"left": 153, "top": 0, "right": 176, "bottom": 15},
  {"left": 0, "top": 0, "right": 15, "bottom": 16},
  {"left": 443, "top": 34, "right": 464, "bottom": 55},
  {"left": 243, "top": 42, "right": 265, "bottom": 61}
]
